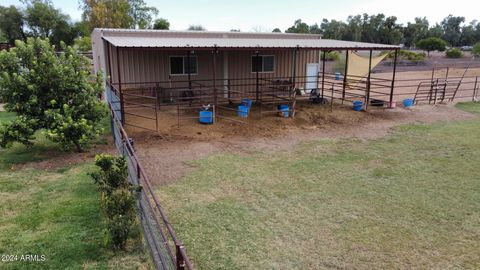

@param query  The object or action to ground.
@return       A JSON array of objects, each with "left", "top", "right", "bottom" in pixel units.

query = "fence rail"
[{"left": 107, "top": 85, "right": 193, "bottom": 270}]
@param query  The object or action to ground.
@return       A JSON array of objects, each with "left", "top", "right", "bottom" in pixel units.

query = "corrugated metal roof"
[{"left": 98, "top": 29, "right": 399, "bottom": 50}]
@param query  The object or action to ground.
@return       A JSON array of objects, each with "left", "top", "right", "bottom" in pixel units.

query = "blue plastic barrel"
[
  {"left": 241, "top": 98, "right": 253, "bottom": 111},
  {"left": 278, "top": 104, "right": 289, "bottom": 118},
  {"left": 238, "top": 105, "right": 249, "bottom": 117},
  {"left": 352, "top": 100, "right": 363, "bottom": 111},
  {"left": 335, "top": 72, "right": 341, "bottom": 80},
  {"left": 403, "top": 99, "right": 414, "bottom": 108},
  {"left": 199, "top": 110, "right": 213, "bottom": 124}
]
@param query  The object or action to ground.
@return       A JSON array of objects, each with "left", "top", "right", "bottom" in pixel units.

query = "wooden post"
[
  {"left": 342, "top": 50, "right": 349, "bottom": 104},
  {"left": 389, "top": 49, "right": 398, "bottom": 107}
]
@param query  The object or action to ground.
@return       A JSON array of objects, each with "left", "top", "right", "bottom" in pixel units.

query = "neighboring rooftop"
[{"left": 95, "top": 28, "right": 400, "bottom": 50}]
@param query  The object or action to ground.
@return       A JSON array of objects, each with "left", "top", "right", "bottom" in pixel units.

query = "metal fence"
[{"left": 106, "top": 84, "right": 193, "bottom": 270}]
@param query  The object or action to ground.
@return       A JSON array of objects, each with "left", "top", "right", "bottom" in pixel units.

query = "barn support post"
[
  {"left": 255, "top": 51, "right": 260, "bottom": 102},
  {"left": 106, "top": 41, "right": 113, "bottom": 85},
  {"left": 116, "top": 46, "right": 124, "bottom": 125},
  {"left": 342, "top": 50, "right": 349, "bottom": 104},
  {"left": 187, "top": 51, "right": 192, "bottom": 90},
  {"left": 291, "top": 46, "right": 299, "bottom": 117},
  {"left": 213, "top": 46, "right": 218, "bottom": 115},
  {"left": 389, "top": 49, "right": 398, "bottom": 107},
  {"left": 321, "top": 50, "right": 326, "bottom": 98},
  {"left": 365, "top": 49, "right": 373, "bottom": 111}
]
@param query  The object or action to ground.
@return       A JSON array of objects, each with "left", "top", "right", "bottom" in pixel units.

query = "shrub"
[
  {"left": 445, "top": 48, "right": 463, "bottom": 58},
  {"left": 90, "top": 154, "right": 140, "bottom": 250},
  {"left": 321, "top": 51, "right": 340, "bottom": 61},
  {"left": 387, "top": 50, "right": 426, "bottom": 62},
  {"left": 473, "top": 42, "right": 480, "bottom": 58},
  {"left": 73, "top": 36, "right": 92, "bottom": 52}
]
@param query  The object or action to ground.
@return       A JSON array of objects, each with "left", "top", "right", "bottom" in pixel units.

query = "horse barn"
[{"left": 92, "top": 28, "right": 403, "bottom": 131}]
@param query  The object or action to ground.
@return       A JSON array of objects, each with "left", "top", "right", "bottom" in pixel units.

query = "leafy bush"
[
  {"left": 473, "top": 42, "right": 480, "bottom": 58},
  {"left": 90, "top": 154, "right": 140, "bottom": 250},
  {"left": 321, "top": 51, "right": 340, "bottom": 61},
  {"left": 73, "top": 36, "right": 92, "bottom": 52},
  {"left": 416, "top": 37, "right": 447, "bottom": 56},
  {"left": 445, "top": 48, "right": 463, "bottom": 58},
  {"left": 387, "top": 50, "right": 426, "bottom": 62},
  {"left": 0, "top": 37, "right": 107, "bottom": 152}
]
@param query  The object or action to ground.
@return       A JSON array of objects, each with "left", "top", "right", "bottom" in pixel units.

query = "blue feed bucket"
[
  {"left": 199, "top": 110, "right": 213, "bottom": 124},
  {"left": 238, "top": 105, "right": 249, "bottom": 117},
  {"left": 335, "top": 72, "right": 341, "bottom": 80},
  {"left": 352, "top": 100, "right": 363, "bottom": 111},
  {"left": 241, "top": 98, "right": 253, "bottom": 111},
  {"left": 403, "top": 99, "right": 414, "bottom": 108},
  {"left": 278, "top": 105, "right": 289, "bottom": 118}
]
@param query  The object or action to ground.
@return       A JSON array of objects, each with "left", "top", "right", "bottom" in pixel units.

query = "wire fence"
[{"left": 106, "top": 84, "right": 193, "bottom": 270}]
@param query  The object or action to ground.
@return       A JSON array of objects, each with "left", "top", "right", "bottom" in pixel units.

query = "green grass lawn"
[
  {"left": 157, "top": 102, "right": 480, "bottom": 269},
  {"left": 0, "top": 112, "right": 150, "bottom": 269}
]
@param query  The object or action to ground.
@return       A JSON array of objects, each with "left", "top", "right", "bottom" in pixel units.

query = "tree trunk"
[{"left": 74, "top": 142, "right": 83, "bottom": 153}]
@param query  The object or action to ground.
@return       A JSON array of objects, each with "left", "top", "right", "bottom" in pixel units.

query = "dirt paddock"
[{"left": 129, "top": 100, "right": 475, "bottom": 186}]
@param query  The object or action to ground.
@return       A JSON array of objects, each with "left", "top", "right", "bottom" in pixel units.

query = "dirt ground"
[{"left": 130, "top": 101, "right": 476, "bottom": 186}]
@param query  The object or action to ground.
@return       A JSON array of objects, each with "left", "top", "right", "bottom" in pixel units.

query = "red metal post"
[
  {"left": 389, "top": 49, "right": 398, "bottom": 107},
  {"left": 473, "top": 76, "right": 478, "bottom": 101},
  {"left": 321, "top": 50, "right": 326, "bottom": 98},
  {"left": 365, "top": 49, "right": 373, "bottom": 111},
  {"left": 342, "top": 50, "right": 349, "bottom": 104},
  {"left": 213, "top": 46, "right": 218, "bottom": 114},
  {"left": 176, "top": 244, "right": 186, "bottom": 270},
  {"left": 116, "top": 46, "right": 125, "bottom": 125}
]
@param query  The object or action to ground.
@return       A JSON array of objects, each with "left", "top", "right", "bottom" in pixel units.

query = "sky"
[{"left": 2, "top": 0, "right": 479, "bottom": 31}]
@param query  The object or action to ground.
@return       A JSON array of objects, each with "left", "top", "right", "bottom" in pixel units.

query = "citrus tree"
[{"left": 0, "top": 37, "right": 106, "bottom": 152}]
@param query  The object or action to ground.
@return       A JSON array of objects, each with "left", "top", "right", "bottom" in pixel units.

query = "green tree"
[
  {"left": 428, "top": 23, "right": 444, "bottom": 38},
  {"left": 320, "top": 19, "right": 347, "bottom": 39},
  {"left": 0, "top": 5, "right": 26, "bottom": 45},
  {"left": 128, "top": 0, "right": 158, "bottom": 29},
  {"left": 441, "top": 15, "right": 465, "bottom": 46},
  {"left": 403, "top": 17, "right": 429, "bottom": 47},
  {"left": 188, "top": 24, "right": 205, "bottom": 31},
  {"left": 272, "top": 28, "right": 281, "bottom": 33},
  {"left": 416, "top": 37, "right": 447, "bottom": 56},
  {"left": 286, "top": 19, "right": 310, "bottom": 33},
  {"left": 80, "top": 0, "right": 132, "bottom": 29},
  {"left": 472, "top": 42, "right": 480, "bottom": 58},
  {"left": 0, "top": 38, "right": 106, "bottom": 152},
  {"left": 23, "top": 0, "right": 76, "bottom": 46},
  {"left": 459, "top": 21, "right": 478, "bottom": 46},
  {"left": 74, "top": 36, "right": 92, "bottom": 52},
  {"left": 152, "top": 18, "right": 169, "bottom": 30}
]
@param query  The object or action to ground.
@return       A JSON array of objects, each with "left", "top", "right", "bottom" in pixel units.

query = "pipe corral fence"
[
  {"left": 108, "top": 66, "right": 480, "bottom": 132},
  {"left": 107, "top": 85, "right": 193, "bottom": 270}
]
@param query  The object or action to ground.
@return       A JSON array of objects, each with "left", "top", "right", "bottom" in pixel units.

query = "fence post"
[
  {"left": 473, "top": 76, "right": 478, "bottom": 102},
  {"left": 176, "top": 244, "right": 186, "bottom": 270}
]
